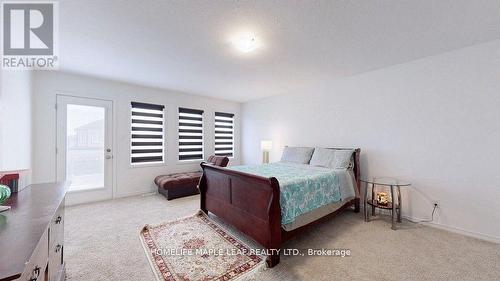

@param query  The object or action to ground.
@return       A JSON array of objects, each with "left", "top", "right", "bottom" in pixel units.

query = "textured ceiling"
[{"left": 59, "top": 0, "right": 500, "bottom": 102}]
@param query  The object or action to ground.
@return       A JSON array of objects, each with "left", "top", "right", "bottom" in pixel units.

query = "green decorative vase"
[{"left": 0, "top": 184, "right": 11, "bottom": 205}]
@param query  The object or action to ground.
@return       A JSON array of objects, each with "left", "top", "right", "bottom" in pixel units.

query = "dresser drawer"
[
  {"left": 18, "top": 230, "right": 48, "bottom": 281},
  {"left": 49, "top": 201, "right": 64, "bottom": 247},
  {"left": 48, "top": 235, "right": 64, "bottom": 281},
  {"left": 48, "top": 199, "right": 65, "bottom": 281}
]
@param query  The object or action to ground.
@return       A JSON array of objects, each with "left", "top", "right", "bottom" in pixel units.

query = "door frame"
[{"left": 56, "top": 94, "right": 115, "bottom": 205}]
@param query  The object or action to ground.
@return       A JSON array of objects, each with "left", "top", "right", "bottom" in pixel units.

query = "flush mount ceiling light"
[{"left": 231, "top": 34, "right": 259, "bottom": 53}]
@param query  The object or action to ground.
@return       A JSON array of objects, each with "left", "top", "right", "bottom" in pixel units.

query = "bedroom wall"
[
  {"left": 241, "top": 39, "right": 500, "bottom": 242},
  {"left": 32, "top": 71, "right": 241, "bottom": 198},
  {"left": 0, "top": 70, "right": 33, "bottom": 186}
]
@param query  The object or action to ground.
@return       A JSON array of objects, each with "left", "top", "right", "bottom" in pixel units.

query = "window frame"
[
  {"left": 177, "top": 107, "right": 205, "bottom": 162},
  {"left": 214, "top": 111, "right": 235, "bottom": 159},
  {"left": 130, "top": 101, "right": 166, "bottom": 166}
]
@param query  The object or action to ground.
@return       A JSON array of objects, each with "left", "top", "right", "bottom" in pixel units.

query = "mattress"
[{"left": 227, "top": 162, "right": 356, "bottom": 229}]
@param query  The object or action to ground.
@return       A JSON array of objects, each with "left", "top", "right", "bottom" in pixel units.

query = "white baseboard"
[
  {"left": 360, "top": 205, "right": 500, "bottom": 244},
  {"left": 402, "top": 215, "right": 500, "bottom": 244},
  {"left": 115, "top": 188, "right": 157, "bottom": 199}
]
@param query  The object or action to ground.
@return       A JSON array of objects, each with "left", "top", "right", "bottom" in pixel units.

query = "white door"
[{"left": 56, "top": 95, "right": 113, "bottom": 205}]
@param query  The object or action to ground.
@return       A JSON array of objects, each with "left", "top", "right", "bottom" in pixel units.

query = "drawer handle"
[
  {"left": 55, "top": 216, "right": 62, "bottom": 224},
  {"left": 55, "top": 244, "right": 62, "bottom": 253},
  {"left": 29, "top": 266, "right": 40, "bottom": 281},
  {"left": 33, "top": 266, "right": 40, "bottom": 276}
]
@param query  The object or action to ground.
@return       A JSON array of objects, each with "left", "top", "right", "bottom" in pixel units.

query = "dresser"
[{"left": 0, "top": 182, "right": 68, "bottom": 281}]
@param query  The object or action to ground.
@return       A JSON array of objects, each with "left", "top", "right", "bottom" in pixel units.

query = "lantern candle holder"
[{"left": 376, "top": 191, "right": 390, "bottom": 206}]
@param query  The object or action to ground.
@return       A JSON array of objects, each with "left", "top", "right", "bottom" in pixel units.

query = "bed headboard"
[{"left": 281, "top": 146, "right": 361, "bottom": 196}]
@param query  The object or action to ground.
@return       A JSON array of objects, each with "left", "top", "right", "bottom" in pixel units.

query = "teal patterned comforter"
[{"left": 227, "top": 162, "right": 341, "bottom": 225}]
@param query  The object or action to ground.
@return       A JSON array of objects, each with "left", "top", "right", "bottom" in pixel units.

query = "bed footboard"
[{"left": 199, "top": 163, "right": 282, "bottom": 267}]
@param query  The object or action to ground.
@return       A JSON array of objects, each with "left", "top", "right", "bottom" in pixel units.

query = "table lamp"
[{"left": 261, "top": 140, "right": 272, "bottom": 164}]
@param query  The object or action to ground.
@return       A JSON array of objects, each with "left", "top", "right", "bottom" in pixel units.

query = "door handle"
[{"left": 105, "top": 155, "right": 113, "bottom": 159}]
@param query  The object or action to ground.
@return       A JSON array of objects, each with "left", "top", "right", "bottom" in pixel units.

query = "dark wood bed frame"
[{"left": 199, "top": 148, "right": 361, "bottom": 268}]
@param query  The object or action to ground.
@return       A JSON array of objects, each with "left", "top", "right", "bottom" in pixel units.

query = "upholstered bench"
[{"left": 154, "top": 156, "right": 229, "bottom": 200}]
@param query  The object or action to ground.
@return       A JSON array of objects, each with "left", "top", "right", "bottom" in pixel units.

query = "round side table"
[{"left": 361, "top": 177, "right": 411, "bottom": 230}]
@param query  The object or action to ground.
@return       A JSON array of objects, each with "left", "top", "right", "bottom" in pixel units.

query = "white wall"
[
  {"left": 32, "top": 71, "right": 241, "bottom": 198},
  {"left": 0, "top": 70, "right": 32, "bottom": 179},
  {"left": 241, "top": 40, "right": 500, "bottom": 242}
]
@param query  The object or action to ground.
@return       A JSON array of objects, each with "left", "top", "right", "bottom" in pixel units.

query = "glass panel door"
[
  {"left": 66, "top": 104, "right": 105, "bottom": 191},
  {"left": 57, "top": 95, "right": 113, "bottom": 205}
]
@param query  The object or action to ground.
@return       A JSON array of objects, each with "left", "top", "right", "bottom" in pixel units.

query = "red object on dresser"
[{"left": 0, "top": 173, "right": 19, "bottom": 192}]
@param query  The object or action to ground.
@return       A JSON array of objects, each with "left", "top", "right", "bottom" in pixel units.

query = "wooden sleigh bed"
[{"left": 198, "top": 148, "right": 361, "bottom": 267}]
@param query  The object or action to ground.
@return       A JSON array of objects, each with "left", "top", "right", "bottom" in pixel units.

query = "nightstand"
[{"left": 361, "top": 177, "right": 411, "bottom": 230}]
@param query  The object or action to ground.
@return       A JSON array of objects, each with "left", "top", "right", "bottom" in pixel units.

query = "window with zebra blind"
[
  {"left": 130, "top": 102, "right": 165, "bottom": 164},
  {"left": 214, "top": 112, "right": 234, "bottom": 157},
  {"left": 178, "top": 107, "right": 204, "bottom": 161}
]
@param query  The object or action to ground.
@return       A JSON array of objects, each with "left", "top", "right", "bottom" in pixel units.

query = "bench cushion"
[
  {"left": 154, "top": 172, "right": 202, "bottom": 189},
  {"left": 155, "top": 172, "right": 202, "bottom": 200},
  {"left": 155, "top": 156, "right": 229, "bottom": 200}
]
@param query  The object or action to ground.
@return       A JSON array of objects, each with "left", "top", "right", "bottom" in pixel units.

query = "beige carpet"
[{"left": 65, "top": 194, "right": 500, "bottom": 281}]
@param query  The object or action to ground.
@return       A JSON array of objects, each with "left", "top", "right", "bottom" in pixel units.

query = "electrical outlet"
[{"left": 432, "top": 200, "right": 439, "bottom": 207}]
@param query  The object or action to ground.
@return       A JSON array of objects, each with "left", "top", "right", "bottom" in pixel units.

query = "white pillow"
[
  {"left": 331, "top": 149, "right": 354, "bottom": 169},
  {"left": 309, "top": 148, "right": 336, "bottom": 167},
  {"left": 280, "top": 147, "right": 314, "bottom": 164}
]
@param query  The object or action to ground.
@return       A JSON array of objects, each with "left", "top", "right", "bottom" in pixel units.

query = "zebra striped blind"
[
  {"left": 214, "top": 112, "right": 234, "bottom": 157},
  {"left": 178, "top": 107, "right": 204, "bottom": 161},
  {"left": 130, "top": 102, "right": 164, "bottom": 164}
]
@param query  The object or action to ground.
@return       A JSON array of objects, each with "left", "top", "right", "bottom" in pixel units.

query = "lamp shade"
[{"left": 260, "top": 140, "right": 273, "bottom": 151}]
